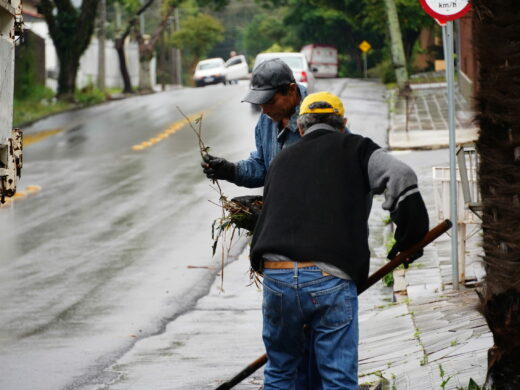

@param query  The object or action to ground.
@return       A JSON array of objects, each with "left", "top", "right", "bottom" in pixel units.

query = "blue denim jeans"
[{"left": 262, "top": 265, "right": 359, "bottom": 390}]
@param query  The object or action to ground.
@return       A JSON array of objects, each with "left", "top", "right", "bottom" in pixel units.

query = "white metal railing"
[{"left": 433, "top": 143, "right": 482, "bottom": 283}]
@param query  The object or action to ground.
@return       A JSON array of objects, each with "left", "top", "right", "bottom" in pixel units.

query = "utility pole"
[
  {"left": 140, "top": 0, "right": 145, "bottom": 35},
  {"left": 0, "top": 0, "right": 23, "bottom": 203},
  {"left": 114, "top": 2, "right": 121, "bottom": 30},
  {"left": 174, "top": 7, "right": 182, "bottom": 86},
  {"left": 97, "top": 0, "right": 106, "bottom": 91},
  {"left": 383, "top": 0, "right": 408, "bottom": 88}
]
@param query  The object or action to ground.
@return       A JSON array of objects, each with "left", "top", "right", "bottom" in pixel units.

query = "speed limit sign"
[{"left": 419, "top": 0, "right": 471, "bottom": 22}]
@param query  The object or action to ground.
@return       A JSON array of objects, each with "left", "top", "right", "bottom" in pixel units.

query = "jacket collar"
[
  {"left": 288, "top": 83, "right": 308, "bottom": 134},
  {"left": 303, "top": 123, "right": 338, "bottom": 136}
]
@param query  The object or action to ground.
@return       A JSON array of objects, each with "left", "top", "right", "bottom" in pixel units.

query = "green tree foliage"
[
  {"left": 195, "top": 0, "right": 229, "bottom": 10},
  {"left": 239, "top": 0, "right": 383, "bottom": 76},
  {"left": 38, "top": 0, "right": 100, "bottom": 100},
  {"left": 205, "top": 0, "right": 260, "bottom": 60},
  {"left": 14, "top": 32, "right": 44, "bottom": 100},
  {"left": 169, "top": 13, "right": 225, "bottom": 73},
  {"left": 242, "top": 13, "right": 287, "bottom": 56},
  {"left": 283, "top": 0, "right": 383, "bottom": 76},
  {"left": 267, "top": 0, "right": 435, "bottom": 76},
  {"left": 362, "top": 0, "right": 434, "bottom": 60},
  {"left": 263, "top": 43, "right": 295, "bottom": 53}
]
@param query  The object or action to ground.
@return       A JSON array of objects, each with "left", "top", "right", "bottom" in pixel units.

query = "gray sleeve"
[{"left": 367, "top": 149, "right": 420, "bottom": 211}]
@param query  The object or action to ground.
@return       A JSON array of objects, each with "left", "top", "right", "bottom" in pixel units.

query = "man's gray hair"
[{"left": 298, "top": 101, "right": 344, "bottom": 133}]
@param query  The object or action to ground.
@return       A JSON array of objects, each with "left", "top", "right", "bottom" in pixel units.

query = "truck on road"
[
  {"left": 0, "top": 0, "right": 23, "bottom": 203},
  {"left": 301, "top": 44, "right": 338, "bottom": 78}
]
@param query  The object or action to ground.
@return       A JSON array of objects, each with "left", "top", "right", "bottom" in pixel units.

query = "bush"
[
  {"left": 263, "top": 43, "right": 294, "bottom": 53},
  {"left": 13, "top": 96, "right": 72, "bottom": 126},
  {"left": 338, "top": 53, "right": 362, "bottom": 78},
  {"left": 74, "top": 84, "right": 105, "bottom": 105},
  {"left": 368, "top": 59, "right": 396, "bottom": 84}
]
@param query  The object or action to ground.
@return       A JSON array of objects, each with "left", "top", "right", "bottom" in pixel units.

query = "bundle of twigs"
[{"left": 178, "top": 107, "right": 263, "bottom": 288}]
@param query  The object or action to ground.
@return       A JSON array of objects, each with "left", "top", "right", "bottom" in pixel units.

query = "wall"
[
  {"left": 24, "top": 20, "right": 156, "bottom": 91},
  {"left": 78, "top": 38, "right": 157, "bottom": 90}
]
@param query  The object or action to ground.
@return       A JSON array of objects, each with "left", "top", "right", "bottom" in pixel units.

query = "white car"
[
  {"left": 193, "top": 58, "right": 226, "bottom": 87},
  {"left": 224, "top": 55, "right": 249, "bottom": 84},
  {"left": 252, "top": 52, "right": 316, "bottom": 92}
]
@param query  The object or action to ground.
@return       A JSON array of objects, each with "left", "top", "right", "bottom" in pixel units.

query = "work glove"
[
  {"left": 229, "top": 195, "right": 263, "bottom": 232},
  {"left": 388, "top": 191, "right": 429, "bottom": 269},
  {"left": 201, "top": 153, "right": 235, "bottom": 181},
  {"left": 387, "top": 241, "right": 423, "bottom": 269}
]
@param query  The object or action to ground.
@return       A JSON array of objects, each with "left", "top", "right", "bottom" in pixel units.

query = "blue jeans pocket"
[
  {"left": 310, "top": 283, "right": 353, "bottom": 328},
  {"left": 263, "top": 282, "right": 283, "bottom": 327}
]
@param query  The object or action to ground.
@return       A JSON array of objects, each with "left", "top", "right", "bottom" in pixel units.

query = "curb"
[{"left": 386, "top": 85, "right": 478, "bottom": 151}]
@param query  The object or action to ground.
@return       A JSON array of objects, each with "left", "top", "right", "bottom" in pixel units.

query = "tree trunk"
[
  {"left": 138, "top": 46, "right": 154, "bottom": 91},
  {"left": 56, "top": 51, "right": 81, "bottom": 100},
  {"left": 135, "top": 10, "right": 173, "bottom": 92},
  {"left": 97, "top": 0, "right": 106, "bottom": 92},
  {"left": 473, "top": 1, "right": 520, "bottom": 388},
  {"left": 115, "top": 35, "right": 133, "bottom": 94},
  {"left": 114, "top": 0, "right": 156, "bottom": 95},
  {"left": 38, "top": 0, "right": 100, "bottom": 100}
]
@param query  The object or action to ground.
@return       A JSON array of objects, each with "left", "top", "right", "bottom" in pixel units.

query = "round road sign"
[{"left": 419, "top": 0, "right": 471, "bottom": 22}]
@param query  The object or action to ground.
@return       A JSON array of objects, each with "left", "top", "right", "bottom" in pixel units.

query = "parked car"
[
  {"left": 193, "top": 58, "right": 226, "bottom": 87},
  {"left": 252, "top": 52, "right": 316, "bottom": 92},
  {"left": 224, "top": 54, "right": 249, "bottom": 84},
  {"left": 301, "top": 44, "right": 338, "bottom": 78}
]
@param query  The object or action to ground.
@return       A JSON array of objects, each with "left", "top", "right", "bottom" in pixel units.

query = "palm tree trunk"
[{"left": 473, "top": 1, "right": 520, "bottom": 388}]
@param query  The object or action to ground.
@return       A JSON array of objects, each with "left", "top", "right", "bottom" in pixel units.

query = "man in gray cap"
[
  {"left": 201, "top": 58, "right": 325, "bottom": 389},
  {"left": 201, "top": 58, "right": 306, "bottom": 187}
]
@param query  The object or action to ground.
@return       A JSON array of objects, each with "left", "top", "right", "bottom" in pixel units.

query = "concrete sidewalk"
[
  {"left": 388, "top": 83, "right": 479, "bottom": 150},
  {"left": 357, "top": 234, "right": 491, "bottom": 390},
  {"left": 358, "top": 80, "right": 491, "bottom": 389}
]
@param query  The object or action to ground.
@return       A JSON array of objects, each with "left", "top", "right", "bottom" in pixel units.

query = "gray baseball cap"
[{"left": 242, "top": 58, "right": 296, "bottom": 105}]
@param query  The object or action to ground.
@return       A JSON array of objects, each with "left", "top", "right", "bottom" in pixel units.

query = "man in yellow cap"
[{"left": 250, "top": 92, "right": 429, "bottom": 389}]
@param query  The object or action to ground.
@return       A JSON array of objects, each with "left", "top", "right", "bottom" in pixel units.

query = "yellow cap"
[{"left": 299, "top": 91, "right": 345, "bottom": 117}]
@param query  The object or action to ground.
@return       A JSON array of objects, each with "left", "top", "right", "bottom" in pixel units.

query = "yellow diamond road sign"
[{"left": 359, "top": 40, "right": 371, "bottom": 53}]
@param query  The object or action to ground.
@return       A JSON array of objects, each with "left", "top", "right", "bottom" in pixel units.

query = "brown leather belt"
[{"left": 263, "top": 261, "right": 317, "bottom": 269}]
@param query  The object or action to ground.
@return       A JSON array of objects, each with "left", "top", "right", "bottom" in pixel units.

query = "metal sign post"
[
  {"left": 419, "top": 0, "right": 471, "bottom": 290},
  {"left": 358, "top": 40, "right": 371, "bottom": 79},
  {"left": 443, "top": 21, "right": 459, "bottom": 290}
]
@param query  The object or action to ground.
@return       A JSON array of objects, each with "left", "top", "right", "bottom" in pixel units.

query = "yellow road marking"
[
  {"left": 24, "top": 128, "right": 64, "bottom": 146},
  {"left": 25, "top": 185, "right": 42, "bottom": 194},
  {"left": 0, "top": 185, "right": 42, "bottom": 208},
  {"left": 131, "top": 112, "right": 204, "bottom": 151},
  {"left": 13, "top": 192, "right": 27, "bottom": 199},
  {"left": 0, "top": 198, "right": 12, "bottom": 207}
]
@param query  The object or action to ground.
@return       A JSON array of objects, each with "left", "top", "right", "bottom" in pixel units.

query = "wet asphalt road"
[
  {"left": 0, "top": 78, "right": 448, "bottom": 389},
  {"left": 0, "top": 82, "right": 261, "bottom": 390}
]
